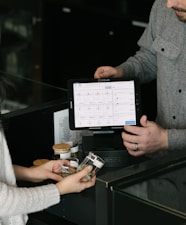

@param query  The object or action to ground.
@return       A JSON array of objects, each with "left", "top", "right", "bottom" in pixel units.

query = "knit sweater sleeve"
[{"left": 0, "top": 182, "right": 60, "bottom": 217}]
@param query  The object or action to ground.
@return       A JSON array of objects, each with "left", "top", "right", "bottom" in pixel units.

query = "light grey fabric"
[{"left": 117, "top": 0, "right": 186, "bottom": 151}]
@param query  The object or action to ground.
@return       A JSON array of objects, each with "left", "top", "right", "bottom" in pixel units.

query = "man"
[{"left": 94, "top": 0, "right": 186, "bottom": 158}]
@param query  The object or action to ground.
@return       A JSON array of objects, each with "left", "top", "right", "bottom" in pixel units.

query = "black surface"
[
  {"left": 28, "top": 211, "right": 77, "bottom": 225},
  {"left": 82, "top": 134, "right": 147, "bottom": 167},
  {"left": 3, "top": 99, "right": 68, "bottom": 166}
]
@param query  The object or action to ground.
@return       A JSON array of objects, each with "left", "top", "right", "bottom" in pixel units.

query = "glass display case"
[
  {"left": 0, "top": 71, "right": 67, "bottom": 114},
  {"left": 45, "top": 147, "right": 186, "bottom": 225},
  {"left": 95, "top": 150, "right": 186, "bottom": 225},
  {"left": 112, "top": 161, "right": 186, "bottom": 224},
  {"left": 1, "top": 72, "right": 68, "bottom": 166}
]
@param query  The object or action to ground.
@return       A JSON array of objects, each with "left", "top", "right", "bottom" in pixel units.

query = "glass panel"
[
  {"left": 113, "top": 162, "right": 186, "bottom": 216},
  {"left": 0, "top": 72, "right": 67, "bottom": 113}
]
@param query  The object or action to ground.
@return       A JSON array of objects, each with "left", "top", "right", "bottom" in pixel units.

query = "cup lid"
[{"left": 52, "top": 143, "right": 71, "bottom": 152}]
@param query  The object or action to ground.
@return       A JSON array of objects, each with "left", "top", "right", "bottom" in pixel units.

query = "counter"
[{"left": 46, "top": 148, "right": 186, "bottom": 225}]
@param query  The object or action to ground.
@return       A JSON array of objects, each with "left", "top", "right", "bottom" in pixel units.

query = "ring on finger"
[{"left": 134, "top": 143, "right": 139, "bottom": 151}]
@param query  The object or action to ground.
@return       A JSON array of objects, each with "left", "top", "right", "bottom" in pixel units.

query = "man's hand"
[{"left": 122, "top": 115, "right": 168, "bottom": 157}]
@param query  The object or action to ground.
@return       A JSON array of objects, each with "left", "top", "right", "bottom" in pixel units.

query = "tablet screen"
[{"left": 68, "top": 78, "right": 141, "bottom": 130}]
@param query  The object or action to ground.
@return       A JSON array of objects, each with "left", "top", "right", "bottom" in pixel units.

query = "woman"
[{"left": 0, "top": 76, "right": 96, "bottom": 225}]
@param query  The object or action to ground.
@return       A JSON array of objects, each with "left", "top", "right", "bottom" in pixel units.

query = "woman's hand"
[
  {"left": 56, "top": 165, "right": 96, "bottom": 195},
  {"left": 14, "top": 160, "right": 70, "bottom": 183}
]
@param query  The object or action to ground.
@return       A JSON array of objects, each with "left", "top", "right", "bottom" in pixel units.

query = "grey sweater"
[
  {"left": 0, "top": 128, "right": 60, "bottom": 225},
  {"left": 118, "top": 0, "right": 186, "bottom": 151}
]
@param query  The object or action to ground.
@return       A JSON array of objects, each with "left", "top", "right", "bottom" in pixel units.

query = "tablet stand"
[{"left": 82, "top": 132, "right": 141, "bottom": 167}]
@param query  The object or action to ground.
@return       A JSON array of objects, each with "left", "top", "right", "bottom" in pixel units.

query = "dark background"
[{"left": 0, "top": 1, "right": 157, "bottom": 167}]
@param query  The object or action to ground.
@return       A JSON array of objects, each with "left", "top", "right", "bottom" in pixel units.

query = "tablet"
[{"left": 68, "top": 78, "right": 142, "bottom": 130}]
